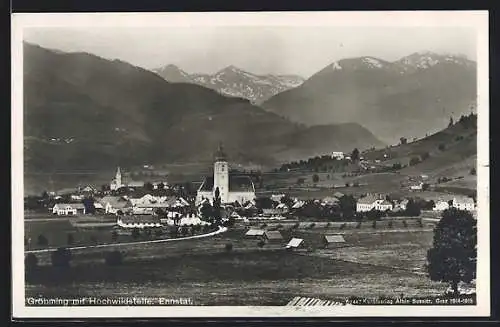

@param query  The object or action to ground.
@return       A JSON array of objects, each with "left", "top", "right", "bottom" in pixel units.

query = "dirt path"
[{"left": 25, "top": 226, "right": 228, "bottom": 254}]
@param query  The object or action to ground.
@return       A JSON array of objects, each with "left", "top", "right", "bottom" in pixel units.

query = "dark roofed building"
[
  {"left": 323, "top": 234, "right": 346, "bottom": 248},
  {"left": 264, "top": 230, "right": 284, "bottom": 243}
]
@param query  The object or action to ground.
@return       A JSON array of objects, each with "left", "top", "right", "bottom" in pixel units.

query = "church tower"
[
  {"left": 115, "top": 166, "right": 122, "bottom": 189},
  {"left": 213, "top": 144, "right": 229, "bottom": 203}
]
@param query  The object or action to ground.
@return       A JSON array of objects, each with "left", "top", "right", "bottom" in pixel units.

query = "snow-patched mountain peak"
[
  {"left": 361, "top": 57, "right": 385, "bottom": 69},
  {"left": 153, "top": 64, "right": 305, "bottom": 103}
]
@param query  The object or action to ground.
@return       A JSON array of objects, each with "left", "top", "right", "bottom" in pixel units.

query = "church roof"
[{"left": 199, "top": 175, "right": 255, "bottom": 193}]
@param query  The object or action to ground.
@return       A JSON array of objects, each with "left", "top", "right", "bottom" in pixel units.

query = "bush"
[
  {"left": 388, "top": 220, "right": 393, "bottom": 228},
  {"left": 292, "top": 222, "right": 300, "bottom": 229},
  {"left": 470, "top": 167, "right": 476, "bottom": 175},
  {"left": 225, "top": 243, "right": 233, "bottom": 252},
  {"left": 105, "top": 251, "right": 124, "bottom": 266},
  {"left": 403, "top": 220, "right": 408, "bottom": 228},
  {"left": 418, "top": 218, "right": 424, "bottom": 228},
  {"left": 409, "top": 157, "right": 421, "bottom": 166},
  {"left": 257, "top": 240, "right": 265, "bottom": 248},
  {"left": 325, "top": 222, "right": 331, "bottom": 228},
  {"left": 261, "top": 223, "right": 268, "bottom": 229},
  {"left": 372, "top": 220, "right": 377, "bottom": 229},
  {"left": 339, "top": 223, "right": 346, "bottom": 230},
  {"left": 309, "top": 223, "right": 316, "bottom": 229},
  {"left": 438, "top": 144, "right": 446, "bottom": 151},
  {"left": 154, "top": 229, "right": 163, "bottom": 237},
  {"left": 355, "top": 222, "right": 362, "bottom": 229},
  {"left": 51, "top": 247, "right": 72, "bottom": 268},
  {"left": 276, "top": 224, "right": 283, "bottom": 230}
]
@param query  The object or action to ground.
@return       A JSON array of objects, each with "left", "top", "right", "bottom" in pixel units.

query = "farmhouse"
[
  {"left": 323, "top": 234, "right": 346, "bottom": 248},
  {"left": 117, "top": 215, "right": 161, "bottom": 228},
  {"left": 264, "top": 230, "right": 284, "bottom": 243},
  {"left": 99, "top": 196, "right": 129, "bottom": 214},
  {"left": 356, "top": 194, "right": 378, "bottom": 212},
  {"left": 196, "top": 145, "right": 256, "bottom": 205},
  {"left": 271, "top": 194, "right": 285, "bottom": 202},
  {"left": 52, "top": 203, "right": 86, "bottom": 215},
  {"left": 286, "top": 238, "right": 305, "bottom": 250},
  {"left": 452, "top": 197, "right": 475, "bottom": 211},
  {"left": 410, "top": 183, "right": 423, "bottom": 191},
  {"left": 433, "top": 200, "right": 450, "bottom": 211}
]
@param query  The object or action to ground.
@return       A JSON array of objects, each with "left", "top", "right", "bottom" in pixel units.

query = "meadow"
[{"left": 25, "top": 223, "right": 447, "bottom": 305}]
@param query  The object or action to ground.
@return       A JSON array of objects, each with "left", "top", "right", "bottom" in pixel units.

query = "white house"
[
  {"left": 410, "top": 183, "right": 423, "bottom": 191},
  {"left": 452, "top": 197, "right": 475, "bottom": 211},
  {"left": 374, "top": 199, "right": 393, "bottom": 211},
  {"left": 270, "top": 194, "right": 285, "bottom": 202},
  {"left": 196, "top": 145, "right": 256, "bottom": 205},
  {"left": 356, "top": 195, "right": 378, "bottom": 212},
  {"left": 331, "top": 152, "right": 344, "bottom": 160},
  {"left": 52, "top": 203, "right": 86, "bottom": 215},
  {"left": 433, "top": 200, "right": 450, "bottom": 211}
]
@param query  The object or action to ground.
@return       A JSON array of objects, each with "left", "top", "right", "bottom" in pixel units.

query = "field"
[{"left": 25, "top": 223, "right": 449, "bottom": 305}]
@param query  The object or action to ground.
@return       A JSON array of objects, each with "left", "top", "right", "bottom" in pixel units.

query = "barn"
[{"left": 323, "top": 234, "right": 346, "bottom": 249}]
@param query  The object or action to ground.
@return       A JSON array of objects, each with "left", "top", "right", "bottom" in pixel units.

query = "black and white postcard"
[{"left": 11, "top": 11, "right": 490, "bottom": 318}]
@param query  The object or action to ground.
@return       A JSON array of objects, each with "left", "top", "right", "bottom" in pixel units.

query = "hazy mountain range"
[
  {"left": 261, "top": 52, "right": 477, "bottom": 144},
  {"left": 23, "top": 42, "right": 383, "bottom": 173},
  {"left": 152, "top": 64, "right": 304, "bottom": 104}
]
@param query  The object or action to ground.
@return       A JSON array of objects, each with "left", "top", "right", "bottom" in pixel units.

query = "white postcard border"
[{"left": 11, "top": 11, "right": 490, "bottom": 318}]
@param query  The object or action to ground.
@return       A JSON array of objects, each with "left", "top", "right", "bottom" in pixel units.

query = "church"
[{"left": 196, "top": 145, "right": 256, "bottom": 205}]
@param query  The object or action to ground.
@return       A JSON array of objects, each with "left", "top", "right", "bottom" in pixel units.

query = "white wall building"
[
  {"left": 452, "top": 197, "right": 475, "bottom": 211},
  {"left": 52, "top": 203, "right": 86, "bottom": 215},
  {"left": 196, "top": 145, "right": 256, "bottom": 205},
  {"left": 433, "top": 200, "right": 450, "bottom": 211},
  {"left": 331, "top": 152, "right": 344, "bottom": 160}
]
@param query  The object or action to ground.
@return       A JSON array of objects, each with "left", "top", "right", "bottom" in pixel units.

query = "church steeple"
[{"left": 214, "top": 142, "right": 227, "bottom": 162}]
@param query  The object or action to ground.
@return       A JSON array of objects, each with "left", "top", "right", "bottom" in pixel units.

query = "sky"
[{"left": 23, "top": 26, "right": 476, "bottom": 78}]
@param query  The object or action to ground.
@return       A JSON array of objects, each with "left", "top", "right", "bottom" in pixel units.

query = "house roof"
[
  {"left": 127, "top": 181, "right": 144, "bottom": 187},
  {"left": 100, "top": 196, "right": 129, "bottom": 208},
  {"left": 53, "top": 203, "right": 85, "bottom": 209},
  {"left": 198, "top": 175, "right": 255, "bottom": 193},
  {"left": 245, "top": 229, "right": 265, "bottom": 236},
  {"left": 286, "top": 238, "right": 304, "bottom": 248},
  {"left": 357, "top": 195, "right": 378, "bottom": 205},
  {"left": 322, "top": 196, "right": 339, "bottom": 205},
  {"left": 379, "top": 200, "right": 393, "bottom": 206},
  {"left": 119, "top": 215, "right": 160, "bottom": 224},
  {"left": 264, "top": 230, "right": 283, "bottom": 240},
  {"left": 453, "top": 197, "right": 475, "bottom": 205},
  {"left": 333, "top": 192, "right": 345, "bottom": 199},
  {"left": 324, "top": 235, "right": 346, "bottom": 243}
]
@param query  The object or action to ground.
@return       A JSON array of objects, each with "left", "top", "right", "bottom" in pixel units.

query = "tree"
[
  {"left": 257, "top": 240, "right": 265, "bottom": 248},
  {"left": 144, "top": 182, "right": 154, "bottom": 192},
  {"left": 212, "top": 187, "right": 222, "bottom": 225},
  {"left": 82, "top": 198, "right": 96, "bottom": 214},
  {"left": 404, "top": 199, "right": 421, "bottom": 216},
  {"left": 426, "top": 208, "right": 476, "bottom": 295},
  {"left": 200, "top": 201, "right": 213, "bottom": 222},
  {"left": 312, "top": 174, "right": 319, "bottom": 184},
  {"left": 422, "top": 183, "right": 430, "bottom": 191},
  {"left": 51, "top": 247, "right": 72, "bottom": 268},
  {"left": 449, "top": 116, "right": 454, "bottom": 127},
  {"left": 338, "top": 195, "right": 356, "bottom": 219},
  {"left": 409, "top": 157, "right": 421, "bottom": 166},
  {"left": 351, "top": 148, "right": 360, "bottom": 162},
  {"left": 297, "top": 178, "right": 305, "bottom": 186},
  {"left": 438, "top": 143, "right": 446, "bottom": 151},
  {"left": 400, "top": 137, "right": 408, "bottom": 145},
  {"left": 470, "top": 167, "right": 477, "bottom": 176},
  {"left": 225, "top": 242, "right": 233, "bottom": 252}
]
